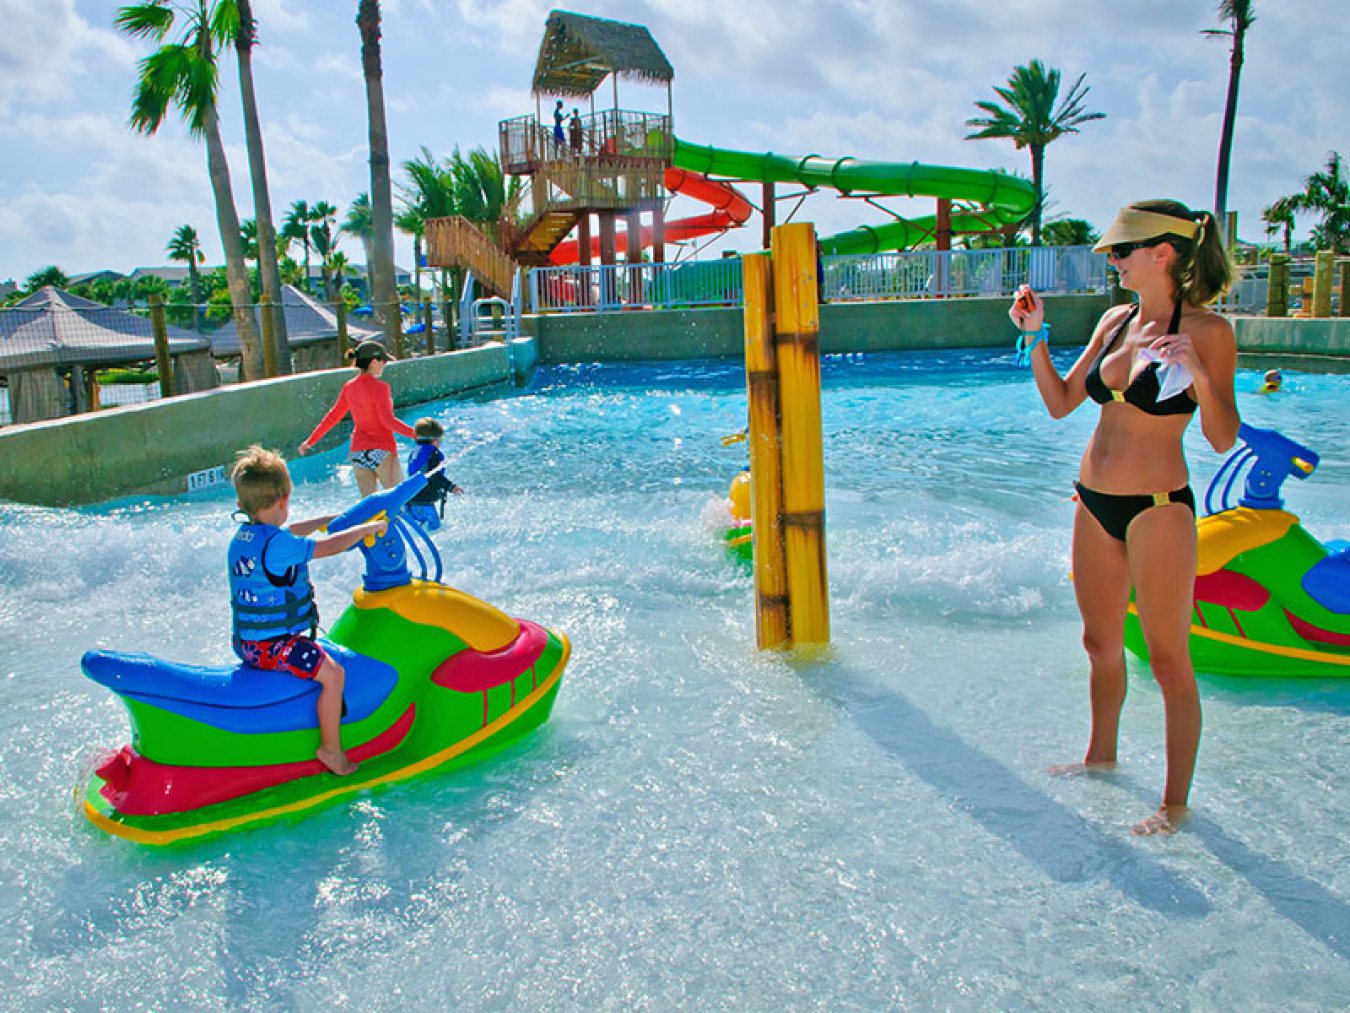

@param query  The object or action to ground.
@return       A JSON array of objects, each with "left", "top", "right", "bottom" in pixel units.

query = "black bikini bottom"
[{"left": 1074, "top": 482, "right": 1195, "bottom": 542}]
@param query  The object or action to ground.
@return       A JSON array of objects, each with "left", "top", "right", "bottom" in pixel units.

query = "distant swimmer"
[{"left": 1258, "top": 368, "right": 1283, "bottom": 394}]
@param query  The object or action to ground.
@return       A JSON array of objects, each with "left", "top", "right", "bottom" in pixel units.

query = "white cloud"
[
  {"left": 311, "top": 51, "right": 364, "bottom": 82},
  {"left": 0, "top": 0, "right": 133, "bottom": 116},
  {"left": 0, "top": 185, "right": 216, "bottom": 279},
  {"left": 250, "top": 0, "right": 311, "bottom": 35}
]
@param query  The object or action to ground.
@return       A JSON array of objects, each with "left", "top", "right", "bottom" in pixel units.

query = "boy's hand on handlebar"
[
  {"left": 298, "top": 443, "right": 312, "bottom": 456},
  {"left": 1008, "top": 285, "right": 1044, "bottom": 331}
]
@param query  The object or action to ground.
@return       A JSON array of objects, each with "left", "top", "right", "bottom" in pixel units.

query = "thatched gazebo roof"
[{"left": 532, "top": 10, "right": 673, "bottom": 97}]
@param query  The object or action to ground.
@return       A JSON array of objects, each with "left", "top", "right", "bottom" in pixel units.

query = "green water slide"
[{"left": 672, "top": 138, "right": 1037, "bottom": 254}]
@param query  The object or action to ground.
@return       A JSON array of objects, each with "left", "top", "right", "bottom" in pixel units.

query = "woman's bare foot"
[
  {"left": 1048, "top": 759, "right": 1116, "bottom": 777},
  {"left": 317, "top": 745, "right": 358, "bottom": 776},
  {"left": 1132, "top": 804, "right": 1189, "bottom": 836}
]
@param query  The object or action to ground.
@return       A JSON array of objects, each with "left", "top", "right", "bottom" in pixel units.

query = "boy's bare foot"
[
  {"left": 1132, "top": 804, "right": 1189, "bottom": 836},
  {"left": 1048, "top": 759, "right": 1116, "bottom": 777},
  {"left": 317, "top": 745, "right": 358, "bottom": 776}
]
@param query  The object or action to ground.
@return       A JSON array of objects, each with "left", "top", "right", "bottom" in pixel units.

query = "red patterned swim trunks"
[{"left": 237, "top": 634, "right": 327, "bottom": 678}]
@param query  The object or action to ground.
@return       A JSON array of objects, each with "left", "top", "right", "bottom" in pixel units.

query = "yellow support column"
[
  {"left": 771, "top": 223, "right": 829, "bottom": 646},
  {"left": 1312, "top": 250, "right": 1334, "bottom": 318},
  {"left": 742, "top": 253, "right": 790, "bottom": 649}
]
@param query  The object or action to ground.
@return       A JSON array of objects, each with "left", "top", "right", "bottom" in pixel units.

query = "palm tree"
[
  {"left": 342, "top": 192, "right": 374, "bottom": 278},
  {"left": 166, "top": 224, "right": 206, "bottom": 328},
  {"left": 277, "top": 253, "right": 304, "bottom": 287},
  {"left": 280, "top": 199, "right": 316, "bottom": 293},
  {"left": 239, "top": 217, "right": 259, "bottom": 263},
  {"left": 965, "top": 60, "right": 1105, "bottom": 245},
  {"left": 394, "top": 205, "right": 425, "bottom": 298},
  {"left": 1040, "top": 218, "right": 1100, "bottom": 247},
  {"left": 220, "top": 0, "right": 290, "bottom": 372},
  {"left": 24, "top": 266, "right": 70, "bottom": 293},
  {"left": 357, "top": 0, "right": 401, "bottom": 348},
  {"left": 115, "top": 0, "right": 265, "bottom": 379},
  {"left": 1261, "top": 199, "right": 1295, "bottom": 255},
  {"left": 398, "top": 147, "right": 460, "bottom": 298},
  {"left": 309, "top": 201, "right": 339, "bottom": 300},
  {"left": 329, "top": 251, "right": 351, "bottom": 292},
  {"left": 1206, "top": 1, "right": 1256, "bottom": 238},
  {"left": 1285, "top": 152, "right": 1350, "bottom": 254}
]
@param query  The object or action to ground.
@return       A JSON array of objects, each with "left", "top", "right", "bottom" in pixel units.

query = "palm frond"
[
  {"left": 113, "top": 2, "right": 175, "bottom": 41},
  {"left": 127, "top": 44, "right": 193, "bottom": 133},
  {"left": 211, "top": 0, "right": 242, "bottom": 45},
  {"left": 178, "top": 53, "right": 219, "bottom": 135}
]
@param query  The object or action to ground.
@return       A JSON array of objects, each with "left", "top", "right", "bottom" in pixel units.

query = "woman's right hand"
[
  {"left": 298, "top": 443, "right": 311, "bottom": 457},
  {"left": 1008, "top": 285, "right": 1044, "bottom": 332}
]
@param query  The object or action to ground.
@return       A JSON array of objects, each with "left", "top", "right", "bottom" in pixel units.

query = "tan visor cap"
[{"left": 1093, "top": 208, "right": 1201, "bottom": 252}]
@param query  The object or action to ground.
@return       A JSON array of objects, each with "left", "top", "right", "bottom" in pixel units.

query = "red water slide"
[{"left": 547, "top": 167, "right": 752, "bottom": 265}]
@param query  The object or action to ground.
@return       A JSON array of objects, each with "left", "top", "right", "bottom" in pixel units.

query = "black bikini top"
[{"left": 1084, "top": 302, "right": 1197, "bottom": 416}]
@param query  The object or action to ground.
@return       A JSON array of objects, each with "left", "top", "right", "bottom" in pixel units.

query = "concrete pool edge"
[{"left": 0, "top": 339, "right": 531, "bottom": 507}]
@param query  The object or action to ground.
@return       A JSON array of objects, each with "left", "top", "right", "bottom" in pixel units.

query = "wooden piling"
[
  {"left": 1267, "top": 254, "right": 1289, "bottom": 318},
  {"left": 335, "top": 299, "right": 350, "bottom": 365},
  {"left": 771, "top": 223, "right": 829, "bottom": 646},
  {"left": 259, "top": 293, "right": 277, "bottom": 378},
  {"left": 148, "top": 292, "right": 174, "bottom": 399},
  {"left": 743, "top": 253, "right": 790, "bottom": 649},
  {"left": 1312, "top": 250, "right": 1334, "bottom": 318}
]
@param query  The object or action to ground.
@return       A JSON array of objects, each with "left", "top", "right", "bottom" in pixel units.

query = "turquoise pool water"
[{"left": 0, "top": 351, "right": 1346, "bottom": 1007}]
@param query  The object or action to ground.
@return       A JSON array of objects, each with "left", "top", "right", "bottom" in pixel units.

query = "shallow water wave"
[{"left": 0, "top": 352, "right": 1347, "bottom": 1006}]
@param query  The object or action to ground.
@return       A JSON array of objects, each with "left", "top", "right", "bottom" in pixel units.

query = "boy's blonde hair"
[
  {"left": 231, "top": 445, "right": 292, "bottom": 518},
  {"left": 414, "top": 417, "right": 444, "bottom": 440}
]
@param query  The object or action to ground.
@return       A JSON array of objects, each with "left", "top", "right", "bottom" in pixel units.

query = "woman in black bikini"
[{"left": 1009, "top": 200, "right": 1239, "bottom": 835}]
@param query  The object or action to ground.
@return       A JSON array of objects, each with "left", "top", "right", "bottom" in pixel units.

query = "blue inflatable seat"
[
  {"left": 1302, "top": 547, "right": 1350, "bottom": 616},
  {"left": 81, "top": 642, "right": 397, "bottom": 735}
]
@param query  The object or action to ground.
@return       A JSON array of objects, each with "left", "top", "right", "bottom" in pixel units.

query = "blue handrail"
[
  {"left": 1204, "top": 423, "right": 1319, "bottom": 514},
  {"left": 328, "top": 470, "right": 445, "bottom": 590}
]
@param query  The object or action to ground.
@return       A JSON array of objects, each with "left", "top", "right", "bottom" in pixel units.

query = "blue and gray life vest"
[{"left": 228, "top": 523, "right": 318, "bottom": 642}]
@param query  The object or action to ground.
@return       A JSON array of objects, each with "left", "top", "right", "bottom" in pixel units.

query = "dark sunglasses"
[{"left": 1108, "top": 236, "right": 1168, "bottom": 259}]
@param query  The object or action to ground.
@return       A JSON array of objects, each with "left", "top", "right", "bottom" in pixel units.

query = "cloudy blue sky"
[{"left": 0, "top": 0, "right": 1344, "bottom": 283}]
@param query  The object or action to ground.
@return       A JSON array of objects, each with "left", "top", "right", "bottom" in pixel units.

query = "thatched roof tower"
[{"left": 532, "top": 10, "right": 673, "bottom": 97}]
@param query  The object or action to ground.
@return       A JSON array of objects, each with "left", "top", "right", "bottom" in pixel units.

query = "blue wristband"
[{"left": 1014, "top": 323, "right": 1049, "bottom": 368}]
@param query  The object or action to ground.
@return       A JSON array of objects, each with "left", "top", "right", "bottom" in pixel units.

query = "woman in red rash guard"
[{"left": 299, "top": 340, "right": 416, "bottom": 496}]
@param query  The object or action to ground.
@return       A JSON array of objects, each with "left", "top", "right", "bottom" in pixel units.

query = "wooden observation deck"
[{"left": 425, "top": 11, "right": 679, "bottom": 288}]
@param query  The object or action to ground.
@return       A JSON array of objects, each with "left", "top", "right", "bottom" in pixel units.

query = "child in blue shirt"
[
  {"left": 229, "top": 446, "right": 386, "bottom": 775},
  {"left": 404, "top": 417, "right": 463, "bottom": 531}
]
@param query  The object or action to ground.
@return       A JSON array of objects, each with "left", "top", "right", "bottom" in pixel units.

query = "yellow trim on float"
[
  {"left": 85, "top": 635, "right": 572, "bottom": 846},
  {"left": 353, "top": 581, "right": 519, "bottom": 651},
  {"left": 1127, "top": 604, "right": 1350, "bottom": 667},
  {"left": 1195, "top": 508, "right": 1297, "bottom": 575}
]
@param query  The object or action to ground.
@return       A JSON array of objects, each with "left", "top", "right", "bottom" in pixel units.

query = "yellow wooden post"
[
  {"left": 1312, "top": 250, "right": 1334, "bottom": 318},
  {"left": 148, "top": 292, "right": 174, "bottom": 398},
  {"left": 1267, "top": 254, "right": 1289, "bottom": 317},
  {"left": 259, "top": 293, "right": 278, "bottom": 378},
  {"left": 335, "top": 299, "right": 350, "bottom": 366},
  {"left": 771, "top": 223, "right": 829, "bottom": 646},
  {"left": 742, "top": 253, "right": 790, "bottom": 649}
]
